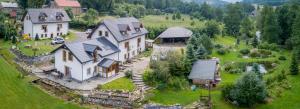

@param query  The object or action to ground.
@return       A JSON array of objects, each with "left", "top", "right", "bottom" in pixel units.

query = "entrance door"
[{"left": 64, "top": 66, "right": 71, "bottom": 77}]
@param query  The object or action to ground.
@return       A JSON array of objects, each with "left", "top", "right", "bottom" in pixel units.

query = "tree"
[
  {"left": 175, "top": 12, "right": 181, "bottom": 19},
  {"left": 197, "top": 34, "right": 214, "bottom": 54},
  {"left": 240, "top": 17, "right": 254, "bottom": 40},
  {"left": 17, "top": 0, "right": 28, "bottom": 9},
  {"left": 290, "top": 52, "right": 299, "bottom": 75},
  {"left": 27, "top": 0, "right": 45, "bottom": 8},
  {"left": 65, "top": 7, "right": 74, "bottom": 19},
  {"left": 185, "top": 43, "right": 196, "bottom": 68},
  {"left": 252, "top": 35, "right": 259, "bottom": 48},
  {"left": 276, "top": 5, "right": 292, "bottom": 45},
  {"left": 291, "top": 13, "right": 300, "bottom": 49},
  {"left": 204, "top": 20, "right": 220, "bottom": 38},
  {"left": 11, "top": 35, "right": 17, "bottom": 44},
  {"left": 84, "top": 8, "right": 99, "bottom": 26},
  {"left": 262, "top": 8, "right": 281, "bottom": 44},
  {"left": 172, "top": 14, "right": 176, "bottom": 20},
  {"left": 195, "top": 44, "right": 207, "bottom": 59},
  {"left": 252, "top": 63, "right": 262, "bottom": 79},
  {"left": 224, "top": 4, "right": 243, "bottom": 37},
  {"left": 223, "top": 73, "right": 267, "bottom": 107}
]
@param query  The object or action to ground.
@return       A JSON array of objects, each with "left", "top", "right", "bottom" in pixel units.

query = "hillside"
[
  {"left": 0, "top": 57, "right": 83, "bottom": 109},
  {"left": 183, "top": 0, "right": 229, "bottom": 7}
]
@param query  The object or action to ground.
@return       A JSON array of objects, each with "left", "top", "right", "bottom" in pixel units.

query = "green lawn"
[
  {"left": 1, "top": 32, "right": 78, "bottom": 56},
  {"left": 140, "top": 15, "right": 205, "bottom": 29},
  {"left": 101, "top": 77, "right": 135, "bottom": 91},
  {"left": 0, "top": 57, "right": 83, "bottom": 109}
]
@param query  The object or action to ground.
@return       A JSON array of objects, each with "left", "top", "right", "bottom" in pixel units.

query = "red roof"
[{"left": 55, "top": 0, "right": 81, "bottom": 7}]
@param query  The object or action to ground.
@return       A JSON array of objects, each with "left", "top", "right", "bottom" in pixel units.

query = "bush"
[
  {"left": 258, "top": 42, "right": 279, "bottom": 51},
  {"left": 125, "top": 70, "right": 133, "bottom": 79},
  {"left": 221, "top": 84, "right": 235, "bottom": 101},
  {"left": 239, "top": 49, "right": 250, "bottom": 55},
  {"left": 278, "top": 56, "right": 287, "bottom": 61},
  {"left": 215, "top": 44, "right": 223, "bottom": 49},
  {"left": 217, "top": 48, "right": 226, "bottom": 55}
]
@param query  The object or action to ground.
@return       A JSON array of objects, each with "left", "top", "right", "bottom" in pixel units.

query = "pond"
[{"left": 246, "top": 64, "right": 267, "bottom": 74}]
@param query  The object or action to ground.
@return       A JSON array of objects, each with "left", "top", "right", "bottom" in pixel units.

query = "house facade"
[
  {"left": 53, "top": 37, "right": 120, "bottom": 81},
  {"left": 88, "top": 17, "right": 148, "bottom": 63},
  {"left": 51, "top": 0, "right": 81, "bottom": 15},
  {"left": 23, "top": 8, "right": 71, "bottom": 39}
]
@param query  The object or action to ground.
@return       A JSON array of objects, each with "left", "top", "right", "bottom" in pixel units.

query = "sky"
[{"left": 222, "top": 0, "right": 243, "bottom": 3}]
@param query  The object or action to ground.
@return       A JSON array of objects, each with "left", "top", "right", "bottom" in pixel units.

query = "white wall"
[
  {"left": 90, "top": 24, "right": 118, "bottom": 45},
  {"left": 23, "top": 14, "right": 33, "bottom": 37},
  {"left": 54, "top": 49, "right": 83, "bottom": 81},
  {"left": 118, "top": 35, "right": 146, "bottom": 62},
  {"left": 90, "top": 24, "right": 146, "bottom": 63},
  {"left": 32, "top": 22, "right": 69, "bottom": 39}
]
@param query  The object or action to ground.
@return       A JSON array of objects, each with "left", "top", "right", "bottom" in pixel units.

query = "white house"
[
  {"left": 87, "top": 17, "right": 148, "bottom": 63},
  {"left": 22, "top": 8, "right": 71, "bottom": 39},
  {"left": 52, "top": 37, "right": 121, "bottom": 82}
]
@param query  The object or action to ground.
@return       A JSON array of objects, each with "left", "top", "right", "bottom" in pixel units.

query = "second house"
[{"left": 22, "top": 8, "right": 71, "bottom": 39}]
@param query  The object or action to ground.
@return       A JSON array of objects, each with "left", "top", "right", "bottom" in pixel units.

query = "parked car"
[
  {"left": 85, "top": 29, "right": 92, "bottom": 34},
  {"left": 51, "top": 37, "right": 65, "bottom": 45}
]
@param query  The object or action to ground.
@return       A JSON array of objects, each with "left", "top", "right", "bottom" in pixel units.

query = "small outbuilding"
[
  {"left": 188, "top": 60, "right": 221, "bottom": 86},
  {"left": 155, "top": 27, "right": 192, "bottom": 44}
]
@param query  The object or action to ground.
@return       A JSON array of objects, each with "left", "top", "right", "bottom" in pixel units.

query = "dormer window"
[
  {"left": 38, "top": 12, "right": 47, "bottom": 21},
  {"left": 56, "top": 12, "right": 64, "bottom": 20}
]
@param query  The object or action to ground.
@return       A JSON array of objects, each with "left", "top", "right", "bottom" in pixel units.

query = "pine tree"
[
  {"left": 290, "top": 52, "right": 299, "bottom": 75},
  {"left": 252, "top": 36, "right": 259, "bottom": 48},
  {"left": 252, "top": 63, "right": 262, "bottom": 79},
  {"left": 185, "top": 44, "right": 196, "bottom": 68},
  {"left": 291, "top": 13, "right": 300, "bottom": 49},
  {"left": 195, "top": 44, "right": 207, "bottom": 59}
]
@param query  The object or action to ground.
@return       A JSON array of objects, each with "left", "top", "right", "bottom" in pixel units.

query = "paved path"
[{"left": 69, "top": 29, "right": 88, "bottom": 42}]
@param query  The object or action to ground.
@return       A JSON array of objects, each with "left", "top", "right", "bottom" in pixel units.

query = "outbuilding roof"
[
  {"left": 188, "top": 60, "right": 217, "bottom": 80},
  {"left": 0, "top": 2, "right": 18, "bottom": 8},
  {"left": 157, "top": 27, "right": 193, "bottom": 39},
  {"left": 54, "top": 0, "right": 81, "bottom": 7},
  {"left": 25, "top": 8, "right": 71, "bottom": 24},
  {"left": 53, "top": 37, "right": 120, "bottom": 63},
  {"left": 88, "top": 17, "right": 148, "bottom": 42}
]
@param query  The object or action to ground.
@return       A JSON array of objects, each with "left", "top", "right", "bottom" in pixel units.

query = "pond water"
[{"left": 246, "top": 64, "right": 267, "bottom": 74}]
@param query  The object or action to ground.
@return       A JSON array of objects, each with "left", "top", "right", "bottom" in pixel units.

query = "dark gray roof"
[
  {"left": 0, "top": 2, "right": 18, "bottom": 8},
  {"left": 188, "top": 60, "right": 217, "bottom": 80},
  {"left": 88, "top": 17, "right": 148, "bottom": 42},
  {"left": 63, "top": 37, "right": 120, "bottom": 63},
  {"left": 98, "top": 58, "right": 116, "bottom": 68},
  {"left": 157, "top": 27, "right": 193, "bottom": 39},
  {"left": 26, "top": 8, "right": 71, "bottom": 24}
]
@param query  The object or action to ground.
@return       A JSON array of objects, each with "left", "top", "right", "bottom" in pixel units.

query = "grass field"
[
  {"left": 140, "top": 15, "right": 205, "bottom": 29},
  {"left": 147, "top": 36, "right": 300, "bottom": 109},
  {"left": 101, "top": 77, "right": 135, "bottom": 91},
  {"left": 0, "top": 57, "right": 83, "bottom": 109}
]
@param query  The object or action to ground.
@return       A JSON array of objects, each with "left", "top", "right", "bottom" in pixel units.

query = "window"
[
  {"left": 41, "top": 34, "right": 44, "bottom": 38},
  {"left": 68, "top": 52, "right": 73, "bottom": 61},
  {"left": 124, "top": 54, "right": 127, "bottom": 59},
  {"left": 94, "top": 66, "right": 97, "bottom": 73},
  {"left": 41, "top": 25, "right": 47, "bottom": 32},
  {"left": 87, "top": 68, "right": 91, "bottom": 75},
  {"left": 60, "top": 33, "right": 63, "bottom": 36},
  {"left": 57, "top": 24, "right": 62, "bottom": 31},
  {"left": 137, "top": 38, "right": 141, "bottom": 47},
  {"left": 57, "top": 33, "right": 59, "bottom": 36},
  {"left": 62, "top": 50, "right": 66, "bottom": 62},
  {"left": 99, "top": 31, "right": 102, "bottom": 36},
  {"left": 105, "top": 31, "right": 109, "bottom": 37},
  {"left": 45, "top": 34, "right": 47, "bottom": 37},
  {"left": 125, "top": 42, "right": 129, "bottom": 51}
]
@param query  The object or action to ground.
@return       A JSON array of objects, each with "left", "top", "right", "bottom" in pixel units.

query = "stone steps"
[{"left": 132, "top": 72, "right": 152, "bottom": 91}]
